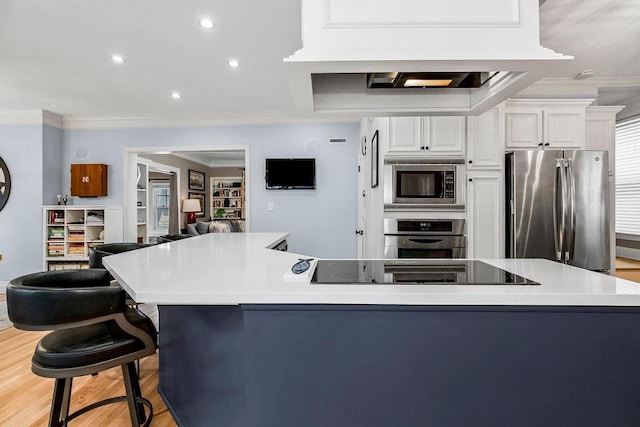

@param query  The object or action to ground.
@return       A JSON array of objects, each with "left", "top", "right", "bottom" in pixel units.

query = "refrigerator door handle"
[
  {"left": 565, "top": 159, "right": 576, "bottom": 262},
  {"left": 553, "top": 159, "right": 566, "bottom": 262}
]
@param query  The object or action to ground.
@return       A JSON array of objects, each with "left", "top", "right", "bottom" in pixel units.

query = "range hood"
[{"left": 283, "top": 0, "right": 572, "bottom": 116}]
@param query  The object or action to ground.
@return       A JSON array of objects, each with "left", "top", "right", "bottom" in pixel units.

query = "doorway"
[
  {"left": 148, "top": 179, "right": 170, "bottom": 241},
  {"left": 123, "top": 146, "right": 250, "bottom": 242}
]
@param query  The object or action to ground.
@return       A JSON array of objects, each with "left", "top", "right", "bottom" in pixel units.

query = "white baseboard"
[{"left": 616, "top": 246, "right": 640, "bottom": 261}]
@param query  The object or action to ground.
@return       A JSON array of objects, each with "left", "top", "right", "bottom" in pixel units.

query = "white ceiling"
[{"left": 0, "top": 0, "right": 639, "bottom": 121}]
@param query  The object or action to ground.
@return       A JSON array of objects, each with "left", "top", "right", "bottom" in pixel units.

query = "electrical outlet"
[{"left": 267, "top": 202, "right": 274, "bottom": 212}]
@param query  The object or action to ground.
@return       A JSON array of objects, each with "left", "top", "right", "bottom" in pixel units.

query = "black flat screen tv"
[{"left": 265, "top": 158, "right": 316, "bottom": 190}]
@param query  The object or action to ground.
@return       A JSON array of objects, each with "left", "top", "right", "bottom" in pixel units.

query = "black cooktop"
[{"left": 311, "top": 260, "right": 539, "bottom": 286}]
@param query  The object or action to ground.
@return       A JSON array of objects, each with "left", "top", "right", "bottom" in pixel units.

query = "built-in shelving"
[
  {"left": 210, "top": 175, "right": 244, "bottom": 219},
  {"left": 136, "top": 162, "right": 148, "bottom": 243},
  {"left": 43, "top": 206, "right": 123, "bottom": 270}
]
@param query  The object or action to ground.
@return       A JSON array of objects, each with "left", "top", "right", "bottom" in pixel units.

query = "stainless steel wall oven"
[{"left": 384, "top": 219, "right": 466, "bottom": 259}]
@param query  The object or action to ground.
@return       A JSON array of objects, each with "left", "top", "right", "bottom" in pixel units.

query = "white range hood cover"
[{"left": 284, "top": 0, "right": 572, "bottom": 116}]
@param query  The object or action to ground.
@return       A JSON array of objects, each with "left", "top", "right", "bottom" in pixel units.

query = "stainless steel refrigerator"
[{"left": 505, "top": 150, "right": 610, "bottom": 271}]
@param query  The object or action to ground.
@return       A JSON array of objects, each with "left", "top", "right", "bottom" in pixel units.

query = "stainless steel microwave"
[{"left": 383, "top": 163, "right": 465, "bottom": 206}]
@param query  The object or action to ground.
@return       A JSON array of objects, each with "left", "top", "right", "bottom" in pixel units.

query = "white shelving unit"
[
  {"left": 136, "top": 162, "right": 148, "bottom": 243},
  {"left": 43, "top": 205, "right": 124, "bottom": 270},
  {"left": 210, "top": 175, "right": 244, "bottom": 219}
]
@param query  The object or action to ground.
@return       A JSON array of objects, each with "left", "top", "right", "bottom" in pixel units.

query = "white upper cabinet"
[
  {"left": 385, "top": 116, "right": 466, "bottom": 158},
  {"left": 427, "top": 117, "right": 466, "bottom": 155},
  {"left": 504, "top": 100, "right": 592, "bottom": 150},
  {"left": 466, "top": 107, "right": 504, "bottom": 170},
  {"left": 386, "top": 117, "right": 422, "bottom": 155}
]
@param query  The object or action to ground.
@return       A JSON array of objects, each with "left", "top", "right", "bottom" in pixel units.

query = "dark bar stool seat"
[
  {"left": 89, "top": 242, "right": 154, "bottom": 269},
  {"left": 155, "top": 234, "right": 191, "bottom": 244},
  {"left": 7, "top": 269, "right": 158, "bottom": 426}
]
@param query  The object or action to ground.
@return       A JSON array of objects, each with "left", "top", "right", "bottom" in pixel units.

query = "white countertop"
[{"left": 102, "top": 232, "right": 640, "bottom": 306}]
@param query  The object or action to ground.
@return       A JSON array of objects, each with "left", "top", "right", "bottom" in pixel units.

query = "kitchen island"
[{"left": 104, "top": 233, "right": 640, "bottom": 427}]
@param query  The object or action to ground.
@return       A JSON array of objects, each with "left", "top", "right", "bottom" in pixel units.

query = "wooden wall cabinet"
[{"left": 70, "top": 164, "right": 108, "bottom": 197}]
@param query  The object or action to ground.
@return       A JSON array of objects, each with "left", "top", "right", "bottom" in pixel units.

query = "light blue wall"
[
  {"left": 0, "top": 125, "right": 45, "bottom": 281},
  {"left": 43, "top": 125, "right": 64, "bottom": 205},
  {"left": 64, "top": 123, "right": 359, "bottom": 258}
]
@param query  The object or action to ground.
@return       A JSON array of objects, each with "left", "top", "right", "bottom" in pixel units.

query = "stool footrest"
[{"left": 66, "top": 396, "right": 153, "bottom": 426}]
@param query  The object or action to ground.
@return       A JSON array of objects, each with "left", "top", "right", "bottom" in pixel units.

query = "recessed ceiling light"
[
  {"left": 228, "top": 59, "right": 240, "bottom": 68},
  {"left": 198, "top": 18, "right": 215, "bottom": 30},
  {"left": 111, "top": 55, "right": 126, "bottom": 64},
  {"left": 171, "top": 92, "right": 181, "bottom": 99}
]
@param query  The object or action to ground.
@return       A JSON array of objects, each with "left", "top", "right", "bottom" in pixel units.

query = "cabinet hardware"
[
  {"left": 468, "top": 178, "right": 473, "bottom": 182},
  {"left": 468, "top": 160, "right": 473, "bottom": 164},
  {"left": 544, "top": 142, "right": 550, "bottom": 147},
  {"left": 355, "top": 230, "right": 364, "bottom": 236},
  {"left": 538, "top": 142, "right": 544, "bottom": 147}
]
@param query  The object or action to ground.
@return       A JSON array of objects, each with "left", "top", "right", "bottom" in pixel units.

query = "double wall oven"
[{"left": 384, "top": 219, "right": 466, "bottom": 259}]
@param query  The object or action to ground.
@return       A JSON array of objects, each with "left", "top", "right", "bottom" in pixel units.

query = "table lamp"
[{"left": 182, "top": 198, "right": 201, "bottom": 224}]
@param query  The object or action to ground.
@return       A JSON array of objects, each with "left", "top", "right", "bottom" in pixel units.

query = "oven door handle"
[{"left": 408, "top": 238, "right": 443, "bottom": 244}]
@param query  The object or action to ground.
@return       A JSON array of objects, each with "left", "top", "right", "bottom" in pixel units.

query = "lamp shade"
[{"left": 182, "top": 198, "right": 201, "bottom": 213}]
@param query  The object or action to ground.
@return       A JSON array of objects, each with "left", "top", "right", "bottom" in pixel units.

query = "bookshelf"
[
  {"left": 43, "top": 206, "right": 124, "bottom": 271},
  {"left": 210, "top": 175, "right": 244, "bottom": 219},
  {"left": 136, "top": 162, "right": 148, "bottom": 243}
]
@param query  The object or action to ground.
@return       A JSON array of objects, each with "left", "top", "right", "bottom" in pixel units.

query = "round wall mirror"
[{"left": 0, "top": 156, "right": 11, "bottom": 212}]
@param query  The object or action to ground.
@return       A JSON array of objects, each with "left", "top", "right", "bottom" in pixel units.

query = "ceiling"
[{"left": 0, "top": 0, "right": 639, "bottom": 122}]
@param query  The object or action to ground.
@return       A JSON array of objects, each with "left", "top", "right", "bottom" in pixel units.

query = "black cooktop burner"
[{"left": 311, "top": 260, "right": 539, "bottom": 286}]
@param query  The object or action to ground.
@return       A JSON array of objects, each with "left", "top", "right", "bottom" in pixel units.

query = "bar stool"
[
  {"left": 7, "top": 269, "right": 158, "bottom": 426},
  {"left": 88, "top": 242, "right": 154, "bottom": 270},
  {"left": 155, "top": 234, "right": 191, "bottom": 244},
  {"left": 88, "top": 242, "right": 159, "bottom": 355}
]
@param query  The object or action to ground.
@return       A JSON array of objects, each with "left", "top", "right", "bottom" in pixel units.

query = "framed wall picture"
[
  {"left": 371, "top": 130, "right": 379, "bottom": 188},
  {"left": 188, "top": 169, "right": 205, "bottom": 191},
  {"left": 188, "top": 192, "right": 206, "bottom": 217}
]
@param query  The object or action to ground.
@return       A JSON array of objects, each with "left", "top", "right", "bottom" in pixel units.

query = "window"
[
  {"left": 149, "top": 182, "right": 169, "bottom": 236},
  {"left": 615, "top": 116, "right": 640, "bottom": 236}
]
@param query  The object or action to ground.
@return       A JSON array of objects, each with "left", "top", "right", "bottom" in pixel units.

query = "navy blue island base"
[{"left": 158, "top": 304, "right": 640, "bottom": 426}]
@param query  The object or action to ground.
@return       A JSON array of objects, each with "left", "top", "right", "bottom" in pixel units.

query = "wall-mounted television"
[{"left": 265, "top": 158, "right": 316, "bottom": 190}]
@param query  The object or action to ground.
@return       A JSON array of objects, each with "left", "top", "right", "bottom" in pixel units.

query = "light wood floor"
[
  {"left": 1, "top": 257, "right": 640, "bottom": 425},
  {"left": 616, "top": 257, "right": 640, "bottom": 282},
  {"left": 0, "top": 294, "right": 177, "bottom": 426}
]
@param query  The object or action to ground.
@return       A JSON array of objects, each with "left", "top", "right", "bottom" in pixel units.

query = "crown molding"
[
  {"left": 62, "top": 112, "right": 358, "bottom": 130},
  {"left": 171, "top": 152, "right": 245, "bottom": 168},
  {"left": 42, "top": 110, "right": 64, "bottom": 129},
  {"left": 516, "top": 77, "right": 640, "bottom": 98},
  {"left": 0, "top": 110, "right": 63, "bottom": 128}
]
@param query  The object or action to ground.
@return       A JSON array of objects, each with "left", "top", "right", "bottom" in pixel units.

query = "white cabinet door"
[
  {"left": 467, "top": 107, "right": 503, "bottom": 170},
  {"left": 427, "top": 116, "right": 466, "bottom": 156},
  {"left": 505, "top": 100, "right": 591, "bottom": 150},
  {"left": 466, "top": 171, "right": 503, "bottom": 259},
  {"left": 505, "top": 108, "right": 543, "bottom": 149},
  {"left": 385, "top": 116, "right": 466, "bottom": 158},
  {"left": 544, "top": 108, "right": 585, "bottom": 149},
  {"left": 104, "top": 207, "right": 125, "bottom": 243},
  {"left": 385, "top": 117, "right": 422, "bottom": 156}
]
